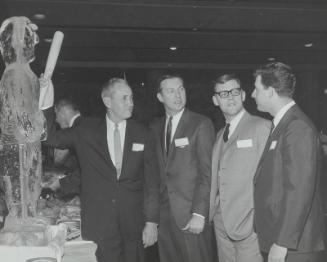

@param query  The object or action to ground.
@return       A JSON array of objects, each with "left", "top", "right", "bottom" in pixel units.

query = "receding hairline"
[
  {"left": 157, "top": 74, "right": 184, "bottom": 93},
  {"left": 101, "top": 78, "right": 131, "bottom": 98}
]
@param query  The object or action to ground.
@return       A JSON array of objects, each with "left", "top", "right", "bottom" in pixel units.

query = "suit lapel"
[
  {"left": 121, "top": 120, "right": 133, "bottom": 178},
  {"left": 209, "top": 129, "right": 224, "bottom": 217},
  {"left": 96, "top": 118, "right": 116, "bottom": 174},
  {"left": 253, "top": 105, "right": 296, "bottom": 183},
  {"left": 166, "top": 109, "right": 189, "bottom": 167},
  {"left": 221, "top": 111, "right": 250, "bottom": 155}
]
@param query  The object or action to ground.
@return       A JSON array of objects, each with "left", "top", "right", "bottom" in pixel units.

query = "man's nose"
[
  {"left": 251, "top": 89, "right": 256, "bottom": 98},
  {"left": 127, "top": 98, "right": 133, "bottom": 106},
  {"left": 175, "top": 91, "right": 182, "bottom": 98}
]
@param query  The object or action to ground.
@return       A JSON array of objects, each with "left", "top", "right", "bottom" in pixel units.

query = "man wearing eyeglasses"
[{"left": 209, "top": 74, "right": 271, "bottom": 262}]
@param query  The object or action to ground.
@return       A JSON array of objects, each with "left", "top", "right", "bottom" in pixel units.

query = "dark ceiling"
[{"left": 1, "top": 0, "right": 327, "bottom": 83}]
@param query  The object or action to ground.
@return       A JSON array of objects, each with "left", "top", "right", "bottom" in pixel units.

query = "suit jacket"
[
  {"left": 253, "top": 104, "right": 325, "bottom": 253},
  {"left": 151, "top": 109, "right": 215, "bottom": 228},
  {"left": 43, "top": 108, "right": 160, "bottom": 241},
  {"left": 209, "top": 111, "right": 270, "bottom": 240}
]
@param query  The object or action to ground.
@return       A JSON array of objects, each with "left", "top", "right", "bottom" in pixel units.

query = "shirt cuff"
[
  {"left": 146, "top": 222, "right": 158, "bottom": 227},
  {"left": 192, "top": 213, "right": 205, "bottom": 219}
]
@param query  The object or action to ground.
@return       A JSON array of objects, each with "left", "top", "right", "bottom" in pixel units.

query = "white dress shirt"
[
  {"left": 69, "top": 113, "right": 81, "bottom": 128},
  {"left": 106, "top": 115, "right": 126, "bottom": 166},
  {"left": 165, "top": 108, "right": 184, "bottom": 150},
  {"left": 226, "top": 109, "right": 245, "bottom": 139}
]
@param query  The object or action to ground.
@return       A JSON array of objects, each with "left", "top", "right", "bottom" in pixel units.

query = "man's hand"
[
  {"left": 142, "top": 222, "right": 158, "bottom": 248},
  {"left": 39, "top": 74, "right": 54, "bottom": 110},
  {"left": 41, "top": 173, "right": 61, "bottom": 191},
  {"left": 268, "top": 243, "right": 287, "bottom": 262},
  {"left": 182, "top": 214, "right": 205, "bottom": 234}
]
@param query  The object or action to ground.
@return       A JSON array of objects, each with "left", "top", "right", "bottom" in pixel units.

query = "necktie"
[
  {"left": 223, "top": 123, "right": 230, "bottom": 143},
  {"left": 166, "top": 116, "right": 172, "bottom": 155},
  {"left": 114, "top": 123, "right": 123, "bottom": 178}
]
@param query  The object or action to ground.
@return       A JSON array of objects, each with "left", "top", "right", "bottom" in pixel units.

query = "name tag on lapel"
[
  {"left": 269, "top": 141, "right": 277, "bottom": 150},
  {"left": 174, "top": 137, "right": 189, "bottom": 148},
  {"left": 132, "top": 143, "right": 144, "bottom": 151},
  {"left": 237, "top": 139, "right": 253, "bottom": 148}
]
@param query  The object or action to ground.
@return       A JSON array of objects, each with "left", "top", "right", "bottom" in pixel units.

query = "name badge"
[
  {"left": 132, "top": 143, "right": 144, "bottom": 151},
  {"left": 174, "top": 137, "right": 189, "bottom": 147},
  {"left": 269, "top": 141, "right": 277, "bottom": 150},
  {"left": 237, "top": 139, "right": 253, "bottom": 148}
]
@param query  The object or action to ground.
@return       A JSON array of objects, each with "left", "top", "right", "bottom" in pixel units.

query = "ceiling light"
[
  {"left": 33, "top": 14, "right": 46, "bottom": 20},
  {"left": 324, "top": 89, "right": 327, "bottom": 95},
  {"left": 304, "top": 43, "right": 313, "bottom": 48},
  {"left": 192, "top": 27, "right": 198, "bottom": 31},
  {"left": 169, "top": 46, "right": 177, "bottom": 51},
  {"left": 268, "top": 57, "right": 275, "bottom": 61}
]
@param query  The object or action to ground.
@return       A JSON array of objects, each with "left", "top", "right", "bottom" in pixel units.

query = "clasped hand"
[
  {"left": 182, "top": 214, "right": 205, "bottom": 234},
  {"left": 142, "top": 222, "right": 158, "bottom": 248}
]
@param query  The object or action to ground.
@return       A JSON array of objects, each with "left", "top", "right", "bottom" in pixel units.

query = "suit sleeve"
[
  {"left": 143, "top": 128, "right": 160, "bottom": 223},
  {"left": 275, "top": 120, "right": 319, "bottom": 249},
  {"left": 59, "top": 153, "right": 81, "bottom": 195},
  {"left": 191, "top": 118, "right": 215, "bottom": 218}
]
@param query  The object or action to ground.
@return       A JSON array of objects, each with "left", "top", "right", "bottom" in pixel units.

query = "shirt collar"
[
  {"left": 106, "top": 115, "right": 127, "bottom": 130},
  {"left": 273, "top": 100, "right": 295, "bottom": 128},
  {"left": 227, "top": 109, "right": 245, "bottom": 137},
  {"left": 166, "top": 108, "right": 185, "bottom": 124},
  {"left": 69, "top": 113, "right": 81, "bottom": 128}
]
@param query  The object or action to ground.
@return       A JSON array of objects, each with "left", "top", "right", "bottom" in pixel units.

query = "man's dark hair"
[
  {"left": 254, "top": 62, "right": 296, "bottom": 97},
  {"left": 156, "top": 74, "right": 184, "bottom": 93},
  {"left": 55, "top": 98, "right": 80, "bottom": 112},
  {"left": 212, "top": 74, "right": 241, "bottom": 92}
]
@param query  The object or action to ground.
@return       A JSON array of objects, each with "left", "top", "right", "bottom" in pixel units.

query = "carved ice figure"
[{"left": 0, "top": 16, "right": 46, "bottom": 221}]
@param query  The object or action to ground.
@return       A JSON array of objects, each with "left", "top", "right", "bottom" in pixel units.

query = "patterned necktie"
[
  {"left": 223, "top": 123, "right": 230, "bottom": 143},
  {"left": 114, "top": 123, "right": 123, "bottom": 178},
  {"left": 166, "top": 116, "right": 173, "bottom": 155}
]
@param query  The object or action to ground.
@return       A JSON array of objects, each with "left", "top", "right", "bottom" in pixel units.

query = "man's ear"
[
  {"left": 241, "top": 89, "right": 246, "bottom": 102},
  {"left": 212, "top": 95, "right": 219, "bottom": 106},
  {"left": 268, "top": 86, "right": 275, "bottom": 98},
  {"left": 102, "top": 96, "right": 111, "bottom": 108},
  {"left": 157, "top": 92, "right": 163, "bottom": 103}
]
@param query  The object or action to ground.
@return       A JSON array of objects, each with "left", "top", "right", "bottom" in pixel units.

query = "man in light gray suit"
[{"left": 209, "top": 74, "right": 271, "bottom": 262}]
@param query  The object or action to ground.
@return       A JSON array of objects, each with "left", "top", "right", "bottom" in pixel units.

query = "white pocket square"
[
  {"left": 237, "top": 139, "right": 253, "bottom": 148},
  {"left": 132, "top": 143, "right": 144, "bottom": 151}
]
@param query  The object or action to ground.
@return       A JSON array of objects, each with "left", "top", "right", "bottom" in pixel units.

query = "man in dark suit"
[
  {"left": 151, "top": 74, "right": 215, "bottom": 262},
  {"left": 43, "top": 98, "right": 82, "bottom": 197},
  {"left": 40, "top": 77, "right": 160, "bottom": 262},
  {"left": 251, "top": 62, "right": 325, "bottom": 262}
]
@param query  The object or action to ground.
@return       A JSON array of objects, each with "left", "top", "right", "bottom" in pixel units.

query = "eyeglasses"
[{"left": 214, "top": 87, "right": 241, "bottom": 99}]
